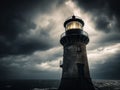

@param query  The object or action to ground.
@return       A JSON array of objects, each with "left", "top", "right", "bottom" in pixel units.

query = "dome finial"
[{"left": 72, "top": 15, "right": 75, "bottom": 19}]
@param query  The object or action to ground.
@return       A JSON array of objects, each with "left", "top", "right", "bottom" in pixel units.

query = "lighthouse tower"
[{"left": 58, "top": 15, "right": 95, "bottom": 90}]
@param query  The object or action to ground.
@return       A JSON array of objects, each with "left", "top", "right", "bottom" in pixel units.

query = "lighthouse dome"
[{"left": 64, "top": 15, "right": 84, "bottom": 30}]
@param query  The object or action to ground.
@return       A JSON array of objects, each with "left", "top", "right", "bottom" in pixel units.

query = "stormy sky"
[{"left": 0, "top": 0, "right": 120, "bottom": 80}]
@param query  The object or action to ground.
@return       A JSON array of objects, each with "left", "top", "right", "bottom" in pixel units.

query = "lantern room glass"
[{"left": 65, "top": 21, "right": 83, "bottom": 30}]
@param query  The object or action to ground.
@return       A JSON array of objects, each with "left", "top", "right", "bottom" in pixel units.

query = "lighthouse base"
[{"left": 58, "top": 78, "right": 95, "bottom": 90}]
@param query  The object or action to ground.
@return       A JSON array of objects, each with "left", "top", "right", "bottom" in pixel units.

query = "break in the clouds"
[{"left": 0, "top": 0, "right": 120, "bottom": 80}]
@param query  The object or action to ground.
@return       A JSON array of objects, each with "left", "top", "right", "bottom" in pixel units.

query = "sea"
[{"left": 0, "top": 79, "right": 120, "bottom": 90}]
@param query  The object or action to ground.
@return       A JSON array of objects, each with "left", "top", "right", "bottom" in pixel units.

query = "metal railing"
[{"left": 60, "top": 30, "right": 89, "bottom": 38}]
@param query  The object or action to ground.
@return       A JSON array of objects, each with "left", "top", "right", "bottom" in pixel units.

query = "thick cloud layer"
[
  {"left": 75, "top": 0, "right": 120, "bottom": 32},
  {"left": 92, "top": 53, "right": 120, "bottom": 79},
  {"left": 0, "top": 0, "right": 60, "bottom": 57}
]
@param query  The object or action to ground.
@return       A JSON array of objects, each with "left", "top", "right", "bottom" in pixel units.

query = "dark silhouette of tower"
[{"left": 58, "top": 15, "right": 95, "bottom": 90}]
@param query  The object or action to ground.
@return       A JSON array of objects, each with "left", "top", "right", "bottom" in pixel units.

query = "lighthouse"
[{"left": 58, "top": 15, "right": 95, "bottom": 90}]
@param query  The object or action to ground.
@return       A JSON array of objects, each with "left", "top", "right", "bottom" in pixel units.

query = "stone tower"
[{"left": 58, "top": 15, "right": 95, "bottom": 90}]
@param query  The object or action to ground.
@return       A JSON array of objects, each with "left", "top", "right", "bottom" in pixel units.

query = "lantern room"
[
  {"left": 60, "top": 15, "right": 89, "bottom": 45},
  {"left": 64, "top": 15, "right": 84, "bottom": 31}
]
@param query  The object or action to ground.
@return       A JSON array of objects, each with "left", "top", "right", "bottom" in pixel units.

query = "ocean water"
[
  {"left": 0, "top": 80, "right": 59, "bottom": 90},
  {"left": 93, "top": 80, "right": 120, "bottom": 90},
  {"left": 0, "top": 79, "right": 120, "bottom": 90}
]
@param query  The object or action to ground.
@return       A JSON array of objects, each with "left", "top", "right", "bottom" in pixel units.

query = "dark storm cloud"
[
  {"left": 0, "top": 0, "right": 62, "bottom": 57},
  {"left": 91, "top": 52, "right": 120, "bottom": 79},
  {"left": 75, "top": 0, "right": 120, "bottom": 33},
  {"left": 98, "top": 33, "right": 120, "bottom": 44},
  {"left": 91, "top": 32, "right": 120, "bottom": 50},
  {"left": 0, "top": 47, "right": 62, "bottom": 80}
]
